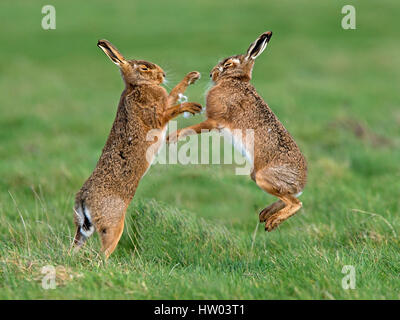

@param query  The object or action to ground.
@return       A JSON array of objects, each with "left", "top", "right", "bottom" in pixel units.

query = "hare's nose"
[
  {"left": 163, "top": 72, "right": 166, "bottom": 77},
  {"left": 209, "top": 73, "right": 212, "bottom": 78}
]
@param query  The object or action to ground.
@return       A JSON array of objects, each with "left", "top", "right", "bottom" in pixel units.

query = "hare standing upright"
[
  {"left": 168, "top": 31, "right": 307, "bottom": 231},
  {"left": 73, "top": 39, "right": 202, "bottom": 257}
]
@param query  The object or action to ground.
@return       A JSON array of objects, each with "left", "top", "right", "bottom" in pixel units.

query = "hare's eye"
[
  {"left": 140, "top": 66, "right": 149, "bottom": 71},
  {"left": 224, "top": 62, "right": 233, "bottom": 68}
]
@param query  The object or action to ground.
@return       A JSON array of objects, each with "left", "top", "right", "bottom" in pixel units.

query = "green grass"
[{"left": 1, "top": 0, "right": 400, "bottom": 299}]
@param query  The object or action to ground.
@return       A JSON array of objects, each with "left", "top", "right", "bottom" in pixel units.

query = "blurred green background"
[{"left": 0, "top": 0, "right": 399, "bottom": 299}]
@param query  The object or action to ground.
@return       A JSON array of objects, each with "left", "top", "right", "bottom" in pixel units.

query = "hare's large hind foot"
[
  {"left": 259, "top": 200, "right": 285, "bottom": 222},
  {"left": 254, "top": 166, "right": 304, "bottom": 231},
  {"left": 264, "top": 195, "right": 302, "bottom": 231}
]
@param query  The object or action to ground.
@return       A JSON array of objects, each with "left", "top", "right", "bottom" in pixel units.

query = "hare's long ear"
[
  {"left": 245, "top": 31, "right": 273, "bottom": 61},
  {"left": 97, "top": 39, "right": 127, "bottom": 66}
]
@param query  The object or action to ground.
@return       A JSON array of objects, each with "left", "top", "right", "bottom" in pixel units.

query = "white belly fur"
[
  {"left": 143, "top": 125, "right": 168, "bottom": 176},
  {"left": 220, "top": 127, "right": 254, "bottom": 166}
]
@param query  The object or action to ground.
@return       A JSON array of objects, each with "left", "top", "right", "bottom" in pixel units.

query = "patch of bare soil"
[{"left": 329, "top": 118, "right": 393, "bottom": 147}]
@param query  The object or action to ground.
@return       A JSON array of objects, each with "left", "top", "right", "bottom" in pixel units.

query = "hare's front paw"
[
  {"left": 185, "top": 71, "right": 201, "bottom": 85},
  {"left": 181, "top": 102, "right": 202, "bottom": 115}
]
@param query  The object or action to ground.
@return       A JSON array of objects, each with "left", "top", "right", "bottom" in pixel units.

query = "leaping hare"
[
  {"left": 73, "top": 39, "right": 202, "bottom": 257},
  {"left": 168, "top": 31, "right": 307, "bottom": 231}
]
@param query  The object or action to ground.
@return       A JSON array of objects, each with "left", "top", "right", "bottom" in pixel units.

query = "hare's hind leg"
[
  {"left": 255, "top": 167, "right": 303, "bottom": 231},
  {"left": 259, "top": 200, "right": 285, "bottom": 222},
  {"left": 264, "top": 195, "right": 302, "bottom": 231}
]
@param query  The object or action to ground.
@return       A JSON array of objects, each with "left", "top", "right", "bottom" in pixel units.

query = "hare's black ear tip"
[
  {"left": 264, "top": 31, "right": 273, "bottom": 41},
  {"left": 97, "top": 39, "right": 107, "bottom": 47}
]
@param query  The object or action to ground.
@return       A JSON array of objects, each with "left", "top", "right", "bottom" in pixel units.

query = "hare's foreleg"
[
  {"left": 163, "top": 102, "right": 202, "bottom": 123},
  {"left": 167, "top": 71, "right": 200, "bottom": 106},
  {"left": 100, "top": 214, "right": 126, "bottom": 259},
  {"left": 166, "top": 119, "right": 217, "bottom": 143}
]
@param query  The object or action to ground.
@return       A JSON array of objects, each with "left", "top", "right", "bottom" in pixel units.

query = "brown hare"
[
  {"left": 73, "top": 39, "right": 202, "bottom": 258},
  {"left": 168, "top": 31, "right": 307, "bottom": 231}
]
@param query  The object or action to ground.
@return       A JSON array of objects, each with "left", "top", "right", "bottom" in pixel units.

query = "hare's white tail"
[{"left": 73, "top": 200, "right": 95, "bottom": 249}]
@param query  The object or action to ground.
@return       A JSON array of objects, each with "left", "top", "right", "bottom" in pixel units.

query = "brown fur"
[
  {"left": 72, "top": 40, "right": 202, "bottom": 258},
  {"left": 168, "top": 31, "right": 307, "bottom": 231}
]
